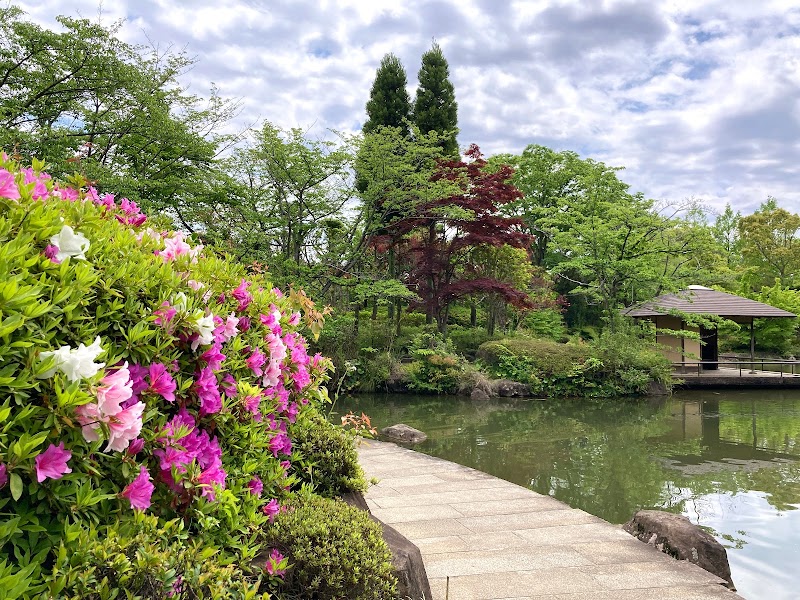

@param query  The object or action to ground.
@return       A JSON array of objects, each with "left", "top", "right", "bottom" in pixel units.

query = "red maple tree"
[{"left": 388, "top": 144, "right": 536, "bottom": 331}]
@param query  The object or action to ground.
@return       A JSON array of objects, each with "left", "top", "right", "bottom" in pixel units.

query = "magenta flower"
[
  {"left": 127, "top": 437, "right": 145, "bottom": 455},
  {"left": 0, "top": 463, "right": 7, "bottom": 488},
  {"left": 197, "top": 463, "right": 226, "bottom": 500},
  {"left": 121, "top": 465, "right": 154, "bottom": 511},
  {"left": 265, "top": 548, "right": 286, "bottom": 577},
  {"left": 148, "top": 363, "right": 176, "bottom": 402},
  {"left": 269, "top": 433, "right": 292, "bottom": 457},
  {"left": 153, "top": 301, "right": 177, "bottom": 327},
  {"left": 231, "top": 279, "right": 252, "bottom": 312},
  {"left": 128, "top": 363, "right": 149, "bottom": 396},
  {"left": 194, "top": 367, "right": 222, "bottom": 416},
  {"left": 238, "top": 316, "right": 251, "bottom": 331},
  {"left": 246, "top": 348, "right": 266, "bottom": 376},
  {"left": 286, "top": 402, "right": 300, "bottom": 424},
  {"left": 0, "top": 168, "right": 20, "bottom": 200},
  {"left": 263, "top": 498, "right": 280, "bottom": 522},
  {"left": 43, "top": 244, "right": 60, "bottom": 263},
  {"left": 35, "top": 442, "right": 72, "bottom": 482},
  {"left": 221, "top": 374, "right": 237, "bottom": 398},
  {"left": 244, "top": 395, "right": 261, "bottom": 417},
  {"left": 247, "top": 476, "right": 263, "bottom": 496},
  {"left": 201, "top": 342, "right": 226, "bottom": 371},
  {"left": 292, "top": 366, "right": 311, "bottom": 391},
  {"left": 288, "top": 312, "right": 301, "bottom": 326}
]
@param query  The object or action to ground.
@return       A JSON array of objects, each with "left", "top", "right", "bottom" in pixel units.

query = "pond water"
[{"left": 331, "top": 390, "right": 800, "bottom": 600}]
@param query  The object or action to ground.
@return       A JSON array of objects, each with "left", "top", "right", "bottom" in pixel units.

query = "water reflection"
[{"left": 332, "top": 390, "right": 800, "bottom": 599}]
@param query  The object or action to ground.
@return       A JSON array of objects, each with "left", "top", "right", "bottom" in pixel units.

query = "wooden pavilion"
[{"left": 623, "top": 285, "right": 796, "bottom": 370}]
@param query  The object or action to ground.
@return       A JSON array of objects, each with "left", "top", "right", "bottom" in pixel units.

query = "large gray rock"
[
  {"left": 342, "top": 492, "right": 433, "bottom": 600},
  {"left": 491, "top": 379, "right": 532, "bottom": 397},
  {"left": 381, "top": 423, "right": 427, "bottom": 444},
  {"left": 623, "top": 509, "right": 735, "bottom": 590}
]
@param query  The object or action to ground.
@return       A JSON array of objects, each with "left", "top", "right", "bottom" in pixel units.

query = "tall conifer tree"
[
  {"left": 412, "top": 42, "right": 459, "bottom": 157},
  {"left": 363, "top": 54, "right": 411, "bottom": 136}
]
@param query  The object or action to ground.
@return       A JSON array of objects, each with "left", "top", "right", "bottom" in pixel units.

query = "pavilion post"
[{"left": 750, "top": 318, "right": 756, "bottom": 374}]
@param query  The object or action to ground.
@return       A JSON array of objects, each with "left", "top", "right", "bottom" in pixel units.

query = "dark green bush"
[
  {"left": 264, "top": 495, "right": 397, "bottom": 600},
  {"left": 406, "top": 331, "right": 464, "bottom": 394},
  {"left": 290, "top": 414, "right": 366, "bottom": 497},
  {"left": 448, "top": 325, "right": 499, "bottom": 357},
  {"left": 477, "top": 338, "right": 592, "bottom": 377}
]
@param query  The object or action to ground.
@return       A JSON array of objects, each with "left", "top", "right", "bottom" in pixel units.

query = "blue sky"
[{"left": 15, "top": 0, "right": 800, "bottom": 216}]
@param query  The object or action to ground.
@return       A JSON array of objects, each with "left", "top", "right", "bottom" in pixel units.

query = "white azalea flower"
[
  {"left": 171, "top": 292, "right": 188, "bottom": 314},
  {"left": 38, "top": 336, "right": 105, "bottom": 382},
  {"left": 190, "top": 311, "right": 215, "bottom": 349},
  {"left": 50, "top": 225, "right": 90, "bottom": 261}
]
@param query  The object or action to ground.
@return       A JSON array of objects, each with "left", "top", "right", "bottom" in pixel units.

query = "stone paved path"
[{"left": 358, "top": 440, "right": 745, "bottom": 600}]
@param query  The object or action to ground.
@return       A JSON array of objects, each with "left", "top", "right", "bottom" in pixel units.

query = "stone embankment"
[{"left": 358, "top": 440, "right": 744, "bottom": 600}]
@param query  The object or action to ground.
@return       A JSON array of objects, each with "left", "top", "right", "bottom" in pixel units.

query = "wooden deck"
[{"left": 674, "top": 365, "right": 800, "bottom": 388}]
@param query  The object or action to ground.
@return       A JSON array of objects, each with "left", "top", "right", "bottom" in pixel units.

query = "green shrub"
[
  {"left": 448, "top": 325, "right": 499, "bottom": 357},
  {"left": 0, "top": 157, "right": 352, "bottom": 595},
  {"left": 264, "top": 495, "right": 397, "bottom": 600},
  {"left": 50, "top": 514, "right": 267, "bottom": 600},
  {"left": 406, "top": 331, "right": 464, "bottom": 394},
  {"left": 478, "top": 331, "right": 671, "bottom": 397},
  {"left": 477, "top": 338, "right": 592, "bottom": 377},
  {"left": 520, "top": 308, "right": 567, "bottom": 341},
  {"left": 290, "top": 414, "right": 366, "bottom": 497}
]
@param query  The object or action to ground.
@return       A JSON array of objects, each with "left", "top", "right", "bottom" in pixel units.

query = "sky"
[{"left": 13, "top": 0, "right": 800, "bottom": 216}]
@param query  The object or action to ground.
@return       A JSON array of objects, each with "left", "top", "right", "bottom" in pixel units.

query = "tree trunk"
[{"left": 470, "top": 303, "right": 477, "bottom": 327}]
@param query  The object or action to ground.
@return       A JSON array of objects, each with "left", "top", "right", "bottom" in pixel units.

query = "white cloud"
[{"left": 11, "top": 0, "right": 800, "bottom": 215}]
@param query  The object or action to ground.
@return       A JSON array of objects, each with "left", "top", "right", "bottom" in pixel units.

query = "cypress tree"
[
  {"left": 363, "top": 53, "right": 411, "bottom": 136},
  {"left": 412, "top": 42, "right": 459, "bottom": 157}
]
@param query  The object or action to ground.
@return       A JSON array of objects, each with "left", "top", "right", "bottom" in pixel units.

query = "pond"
[{"left": 331, "top": 390, "right": 800, "bottom": 600}]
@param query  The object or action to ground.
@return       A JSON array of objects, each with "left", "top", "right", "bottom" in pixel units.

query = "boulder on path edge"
[{"left": 623, "top": 509, "right": 735, "bottom": 590}]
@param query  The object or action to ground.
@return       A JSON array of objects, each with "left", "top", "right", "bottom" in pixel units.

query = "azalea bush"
[{"left": 0, "top": 156, "right": 376, "bottom": 598}]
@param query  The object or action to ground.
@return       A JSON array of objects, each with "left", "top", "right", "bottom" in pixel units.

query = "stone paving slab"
[{"left": 358, "top": 440, "right": 744, "bottom": 600}]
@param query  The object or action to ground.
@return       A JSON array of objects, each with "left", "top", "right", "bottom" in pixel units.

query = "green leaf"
[{"left": 9, "top": 473, "right": 22, "bottom": 501}]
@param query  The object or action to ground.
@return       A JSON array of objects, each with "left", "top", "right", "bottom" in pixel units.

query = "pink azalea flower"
[
  {"left": 292, "top": 366, "right": 311, "bottom": 391},
  {"left": 263, "top": 498, "right": 280, "bottom": 522},
  {"left": 128, "top": 363, "right": 149, "bottom": 396},
  {"left": 265, "top": 548, "right": 286, "bottom": 577},
  {"left": 153, "top": 301, "right": 177, "bottom": 327},
  {"left": 247, "top": 476, "right": 263, "bottom": 496},
  {"left": 0, "top": 169, "right": 20, "bottom": 200},
  {"left": 35, "top": 442, "right": 72, "bottom": 482},
  {"left": 269, "top": 433, "right": 292, "bottom": 457},
  {"left": 96, "top": 364, "right": 134, "bottom": 416},
  {"left": 106, "top": 401, "right": 145, "bottom": 452},
  {"left": 159, "top": 232, "right": 194, "bottom": 261},
  {"left": 201, "top": 343, "right": 226, "bottom": 371},
  {"left": 238, "top": 316, "right": 251, "bottom": 331},
  {"left": 187, "top": 279, "right": 204, "bottom": 291},
  {"left": 272, "top": 287, "right": 284, "bottom": 298},
  {"left": 197, "top": 463, "right": 226, "bottom": 500},
  {"left": 43, "top": 244, "right": 60, "bottom": 263},
  {"left": 221, "top": 374, "right": 237, "bottom": 398},
  {"left": 262, "top": 359, "right": 281, "bottom": 389},
  {"left": 148, "top": 363, "right": 176, "bottom": 402},
  {"left": 127, "top": 438, "right": 145, "bottom": 455},
  {"left": 194, "top": 367, "right": 222, "bottom": 416},
  {"left": 231, "top": 279, "right": 252, "bottom": 312},
  {"left": 286, "top": 402, "right": 299, "bottom": 424},
  {"left": 121, "top": 465, "right": 154, "bottom": 511},
  {"left": 96, "top": 192, "right": 116, "bottom": 209},
  {"left": 288, "top": 312, "right": 301, "bottom": 326},
  {"left": 246, "top": 348, "right": 266, "bottom": 376},
  {"left": 244, "top": 394, "right": 261, "bottom": 417}
]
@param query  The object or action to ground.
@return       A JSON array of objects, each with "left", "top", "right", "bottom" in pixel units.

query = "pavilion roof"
[{"left": 623, "top": 286, "right": 796, "bottom": 319}]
